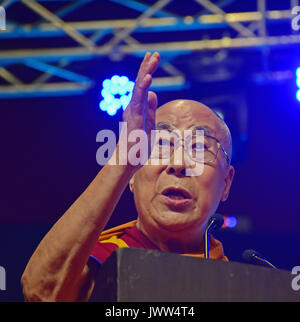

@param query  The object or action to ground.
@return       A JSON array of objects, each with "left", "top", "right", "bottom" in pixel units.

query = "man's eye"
[
  {"left": 192, "top": 142, "right": 205, "bottom": 150},
  {"left": 158, "top": 139, "right": 172, "bottom": 146}
]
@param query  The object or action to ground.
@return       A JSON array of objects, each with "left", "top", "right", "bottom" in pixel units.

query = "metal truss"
[{"left": 0, "top": 0, "right": 299, "bottom": 98}]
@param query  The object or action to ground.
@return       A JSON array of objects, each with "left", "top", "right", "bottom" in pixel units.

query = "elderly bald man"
[{"left": 21, "top": 52, "right": 235, "bottom": 302}]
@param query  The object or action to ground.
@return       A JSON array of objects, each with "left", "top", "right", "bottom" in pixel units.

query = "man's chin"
[{"left": 152, "top": 212, "right": 196, "bottom": 234}]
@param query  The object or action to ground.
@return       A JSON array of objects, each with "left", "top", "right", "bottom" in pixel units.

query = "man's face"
[{"left": 130, "top": 100, "right": 234, "bottom": 248}]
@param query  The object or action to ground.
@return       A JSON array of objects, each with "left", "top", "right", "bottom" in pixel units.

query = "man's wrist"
[{"left": 106, "top": 144, "right": 139, "bottom": 178}]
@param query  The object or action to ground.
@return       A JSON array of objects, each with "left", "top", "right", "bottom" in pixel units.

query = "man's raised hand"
[
  {"left": 119, "top": 52, "right": 160, "bottom": 170},
  {"left": 124, "top": 51, "right": 160, "bottom": 132}
]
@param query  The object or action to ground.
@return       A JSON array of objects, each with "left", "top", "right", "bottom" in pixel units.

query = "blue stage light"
[
  {"left": 224, "top": 216, "right": 238, "bottom": 229},
  {"left": 107, "top": 106, "right": 117, "bottom": 116},
  {"left": 99, "top": 100, "right": 108, "bottom": 111},
  {"left": 102, "top": 79, "right": 111, "bottom": 89},
  {"left": 296, "top": 67, "right": 300, "bottom": 102},
  {"left": 297, "top": 89, "right": 300, "bottom": 102},
  {"left": 100, "top": 75, "right": 134, "bottom": 116}
]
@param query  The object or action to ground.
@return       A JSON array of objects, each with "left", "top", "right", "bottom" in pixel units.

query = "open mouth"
[{"left": 162, "top": 188, "right": 191, "bottom": 200}]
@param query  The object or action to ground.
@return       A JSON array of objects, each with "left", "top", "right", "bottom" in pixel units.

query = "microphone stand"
[
  {"left": 204, "top": 214, "right": 224, "bottom": 259},
  {"left": 242, "top": 249, "right": 277, "bottom": 269},
  {"left": 204, "top": 218, "right": 217, "bottom": 259},
  {"left": 253, "top": 255, "right": 277, "bottom": 269}
]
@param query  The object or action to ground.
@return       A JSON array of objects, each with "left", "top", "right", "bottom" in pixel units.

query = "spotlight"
[
  {"left": 296, "top": 67, "right": 300, "bottom": 102},
  {"left": 297, "top": 89, "right": 300, "bottom": 102},
  {"left": 223, "top": 216, "right": 238, "bottom": 229},
  {"left": 99, "top": 75, "right": 134, "bottom": 115}
]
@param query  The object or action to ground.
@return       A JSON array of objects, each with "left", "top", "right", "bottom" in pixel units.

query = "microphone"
[
  {"left": 204, "top": 213, "right": 224, "bottom": 259},
  {"left": 242, "top": 249, "right": 277, "bottom": 269}
]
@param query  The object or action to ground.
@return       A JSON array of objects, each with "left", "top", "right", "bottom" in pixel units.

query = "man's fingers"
[
  {"left": 136, "top": 52, "right": 160, "bottom": 83},
  {"left": 147, "top": 52, "right": 160, "bottom": 75},
  {"left": 130, "top": 74, "right": 151, "bottom": 111},
  {"left": 145, "top": 91, "right": 158, "bottom": 136},
  {"left": 135, "top": 52, "right": 151, "bottom": 83},
  {"left": 148, "top": 91, "right": 158, "bottom": 112},
  {"left": 130, "top": 52, "right": 160, "bottom": 112}
]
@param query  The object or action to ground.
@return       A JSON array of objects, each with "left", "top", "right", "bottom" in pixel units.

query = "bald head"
[
  {"left": 156, "top": 99, "right": 232, "bottom": 164},
  {"left": 131, "top": 100, "right": 235, "bottom": 252}
]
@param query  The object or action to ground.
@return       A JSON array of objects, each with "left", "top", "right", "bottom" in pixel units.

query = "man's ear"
[
  {"left": 221, "top": 165, "right": 235, "bottom": 202},
  {"left": 129, "top": 175, "right": 135, "bottom": 193}
]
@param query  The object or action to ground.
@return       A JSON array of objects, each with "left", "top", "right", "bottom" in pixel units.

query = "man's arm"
[
  {"left": 21, "top": 163, "right": 134, "bottom": 301},
  {"left": 21, "top": 52, "right": 160, "bottom": 302}
]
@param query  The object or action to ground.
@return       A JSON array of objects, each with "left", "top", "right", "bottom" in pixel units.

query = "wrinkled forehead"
[{"left": 156, "top": 100, "right": 222, "bottom": 137}]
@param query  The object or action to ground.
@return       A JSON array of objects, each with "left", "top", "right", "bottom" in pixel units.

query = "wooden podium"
[{"left": 90, "top": 248, "right": 300, "bottom": 302}]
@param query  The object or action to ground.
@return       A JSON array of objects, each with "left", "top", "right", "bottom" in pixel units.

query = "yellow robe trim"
[{"left": 100, "top": 235, "right": 129, "bottom": 248}]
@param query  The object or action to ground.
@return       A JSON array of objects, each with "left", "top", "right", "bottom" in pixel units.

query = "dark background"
[{"left": 1, "top": 0, "right": 300, "bottom": 301}]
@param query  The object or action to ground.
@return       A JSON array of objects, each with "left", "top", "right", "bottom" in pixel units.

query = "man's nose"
[
  {"left": 166, "top": 163, "right": 187, "bottom": 177},
  {"left": 166, "top": 146, "right": 188, "bottom": 177}
]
